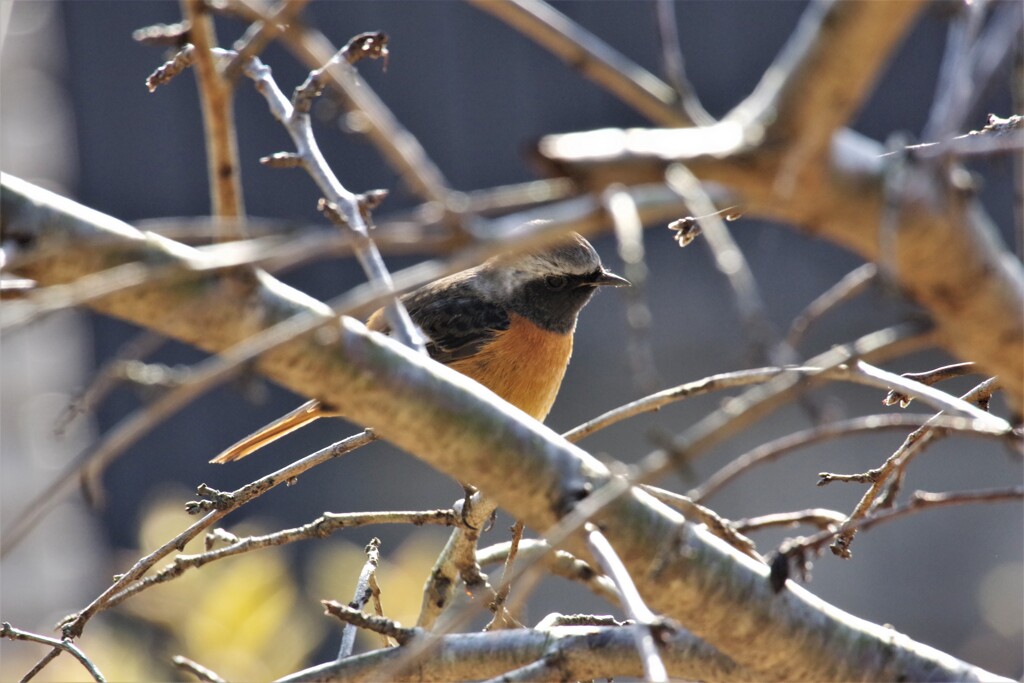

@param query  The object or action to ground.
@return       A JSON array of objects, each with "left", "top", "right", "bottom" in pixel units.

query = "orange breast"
[{"left": 447, "top": 314, "right": 574, "bottom": 421}]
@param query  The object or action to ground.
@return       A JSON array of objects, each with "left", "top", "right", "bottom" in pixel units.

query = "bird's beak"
[{"left": 593, "top": 270, "right": 631, "bottom": 287}]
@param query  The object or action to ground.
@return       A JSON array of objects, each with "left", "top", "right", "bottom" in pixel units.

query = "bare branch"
[
  {"left": 781, "top": 486, "right": 1024, "bottom": 562},
  {"left": 786, "top": 263, "right": 878, "bottom": 350},
  {"left": 652, "top": 0, "right": 714, "bottom": 126},
  {"left": 826, "top": 378, "right": 1005, "bottom": 558},
  {"left": 535, "top": 2, "right": 1024, "bottom": 409},
  {"left": 585, "top": 524, "right": 669, "bottom": 683},
  {"left": 882, "top": 362, "right": 977, "bottom": 408},
  {"left": 417, "top": 493, "right": 497, "bottom": 629},
  {"left": 689, "top": 412, "right": 1011, "bottom": 504},
  {"left": 171, "top": 655, "right": 227, "bottom": 683},
  {"left": 339, "top": 537, "right": 384, "bottom": 658},
  {"left": 477, "top": 539, "right": 619, "bottom": 605},
  {"left": 179, "top": 0, "right": 246, "bottom": 235},
  {"left": 322, "top": 601, "right": 418, "bottom": 646},
  {"left": 641, "top": 485, "right": 761, "bottom": 561},
  {"left": 280, "top": 623, "right": 751, "bottom": 683},
  {"left": 732, "top": 509, "right": 847, "bottom": 533},
  {"left": 1, "top": 622, "right": 106, "bottom": 682},
  {"left": 563, "top": 367, "right": 811, "bottom": 443},
  {"left": 485, "top": 520, "right": 526, "bottom": 631},
  {"left": 226, "top": 0, "right": 457, "bottom": 210},
  {"left": 468, "top": 0, "right": 690, "bottom": 127},
  {"left": 54, "top": 430, "right": 375, "bottom": 639},
  {"left": 224, "top": 0, "right": 310, "bottom": 80}
]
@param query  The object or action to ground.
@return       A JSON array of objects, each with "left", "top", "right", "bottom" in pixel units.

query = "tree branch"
[{"left": 535, "top": 1, "right": 1024, "bottom": 410}]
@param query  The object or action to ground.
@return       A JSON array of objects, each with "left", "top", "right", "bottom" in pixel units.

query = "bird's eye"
[{"left": 545, "top": 275, "right": 567, "bottom": 290}]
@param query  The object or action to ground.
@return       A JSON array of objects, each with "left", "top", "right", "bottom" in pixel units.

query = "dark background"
[{"left": 2, "top": 0, "right": 1021, "bottom": 678}]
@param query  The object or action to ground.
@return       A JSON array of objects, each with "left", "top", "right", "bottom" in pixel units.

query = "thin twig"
[
  {"left": 2, "top": 622, "right": 106, "bottom": 682},
  {"left": 893, "top": 113, "right": 1024, "bottom": 159},
  {"left": 116, "top": 509, "right": 452, "bottom": 605},
  {"left": 826, "top": 378, "right": 1004, "bottom": 558},
  {"left": 322, "top": 601, "right": 419, "bottom": 646},
  {"left": 921, "top": 0, "right": 989, "bottom": 146},
  {"left": 563, "top": 367, "right": 806, "bottom": 443},
  {"left": 882, "top": 361, "right": 976, "bottom": 408},
  {"left": 179, "top": 0, "right": 246, "bottom": 236},
  {"left": 637, "top": 324, "right": 938, "bottom": 484},
  {"left": 602, "top": 184, "right": 659, "bottom": 392},
  {"left": 417, "top": 492, "right": 498, "bottom": 629},
  {"left": 641, "top": 485, "right": 762, "bottom": 561},
  {"left": 224, "top": 0, "right": 458, "bottom": 212},
  {"left": 688, "top": 412, "right": 1006, "bottom": 503},
  {"left": 20, "top": 647, "right": 62, "bottom": 683},
  {"left": 54, "top": 330, "right": 165, "bottom": 438},
  {"left": 731, "top": 509, "right": 847, "bottom": 533},
  {"left": 225, "top": 0, "right": 310, "bottom": 80},
  {"left": 477, "top": 539, "right": 619, "bottom": 605},
  {"left": 485, "top": 520, "right": 526, "bottom": 631},
  {"left": 56, "top": 430, "right": 376, "bottom": 639},
  {"left": 665, "top": 163, "right": 796, "bottom": 367},
  {"left": 468, "top": 0, "right": 689, "bottom": 127},
  {"left": 147, "top": 38, "right": 425, "bottom": 351},
  {"left": 584, "top": 524, "right": 669, "bottom": 683},
  {"left": 786, "top": 263, "right": 878, "bottom": 350},
  {"left": 171, "top": 655, "right": 227, "bottom": 683},
  {"left": 339, "top": 537, "right": 384, "bottom": 658},
  {"left": 652, "top": 0, "right": 714, "bottom": 126},
  {"left": 781, "top": 486, "right": 1024, "bottom": 560}
]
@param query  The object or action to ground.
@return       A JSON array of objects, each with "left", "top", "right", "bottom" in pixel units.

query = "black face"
[{"left": 508, "top": 269, "right": 606, "bottom": 333}]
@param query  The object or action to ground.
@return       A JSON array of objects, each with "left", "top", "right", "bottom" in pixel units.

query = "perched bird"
[{"left": 212, "top": 232, "right": 628, "bottom": 463}]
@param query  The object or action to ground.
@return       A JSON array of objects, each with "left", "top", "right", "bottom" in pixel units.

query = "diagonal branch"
[{"left": 468, "top": 0, "right": 691, "bottom": 127}]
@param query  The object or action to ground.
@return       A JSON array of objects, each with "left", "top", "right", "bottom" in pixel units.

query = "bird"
[{"left": 211, "top": 232, "right": 629, "bottom": 463}]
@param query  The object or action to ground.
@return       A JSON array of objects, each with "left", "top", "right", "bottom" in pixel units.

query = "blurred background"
[{"left": 2, "top": 0, "right": 1021, "bottom": 679}]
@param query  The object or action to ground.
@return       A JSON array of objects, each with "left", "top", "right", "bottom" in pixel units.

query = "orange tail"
[{"left": 211, "top": 399, "right": 326, "bottom": 463}]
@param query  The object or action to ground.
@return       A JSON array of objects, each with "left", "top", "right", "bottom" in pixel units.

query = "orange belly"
[{"left": 448, "top": 314, "right": 573, "bottom": 421}]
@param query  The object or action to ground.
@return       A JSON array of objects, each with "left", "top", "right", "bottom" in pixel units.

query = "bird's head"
[{"left": 481, "top": 232, "right": 629, "bottom": 333}]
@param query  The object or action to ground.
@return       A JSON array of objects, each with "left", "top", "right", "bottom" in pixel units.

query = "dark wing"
[{"left": 368, "top": 281, "right": 510, "bottom": 364}]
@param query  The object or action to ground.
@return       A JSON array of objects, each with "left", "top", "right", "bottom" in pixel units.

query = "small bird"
[{"left": 211, "top": 232, "right": 628, "bottom": 463}]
